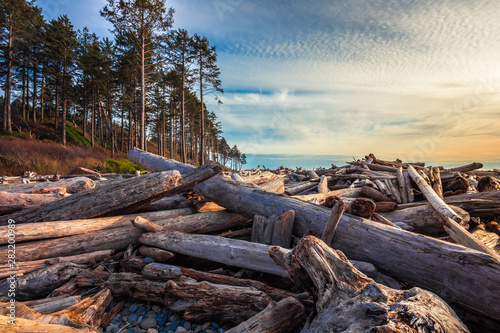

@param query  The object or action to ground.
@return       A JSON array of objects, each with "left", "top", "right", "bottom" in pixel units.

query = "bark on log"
[
  {"left": 0, "top": 263, "right": 85, "bottom": 301},
  {"left": 0, "top": 191, "right": 67, "bottom": 214},
  {"left": 269, "top": 236, "right": 469, "bottom": 333},
  {"left": 226, "top": 297, "right": 305, "bottom": 333},
  {"left": 381, "top": 205, "right": 469, "bottom": 237},
  {"left": 103, "top": 272, "right": 272, "bottom": 325},
  {"left": 478, "top": 176, "right": 500, "bottom": 192},
  {"left": 127, "top": 148, "right": 500, "bottom": 322},
  {"left": 429, "top": 166, "right": 444, "bottom": 199},
  {"left": 138, "top": 246, "right": 175, "bottom": 262},
  {"left": 444, "top": 174, "right": 469, "bottom": 195},
  {"left": 139, "top": 231, "right": 289, "bottom": 277},
  {"left": 142, "top": 262, "right": 299, "bottom": 303},
  {"left": 373, "top": 201, "right": 397, "bottom": 213},
  {"left": 349, "top": 197, "right": 376, "bottom": 218},
  {"left": 251, "top": 215, "right": 276, "bottom": 245},
  {"left": 0, "top": 211, "right": 247, "bottom": 264},
  {"left": 0, "top": 250, "right": 113, "bottom": 279},
  {"left": 22, "top": 295, "right": 80, "bottom": 314},
  {"left": 0, "top": 209, "right": 194, "bottom": 245},
  {"left": 0, "top": 177, "right": 95, "bottom": 194},
  {"left": 3, "top": 163, "right": 222, "bottom": 225}
]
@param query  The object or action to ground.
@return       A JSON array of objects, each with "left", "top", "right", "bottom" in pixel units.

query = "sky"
[{"left": 36, "top": 0, "right": 500, "bottom": 164}]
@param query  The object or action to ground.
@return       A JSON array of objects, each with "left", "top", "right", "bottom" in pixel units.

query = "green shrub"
[{"left": 101, "top": 158, "right": 144, "bottom": 174}]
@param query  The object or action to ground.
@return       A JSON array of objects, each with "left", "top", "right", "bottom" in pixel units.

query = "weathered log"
[
  {"left": 258, "top": 177, "right": 285, "bottom": 193},
  {"left": 138, "top": 246, "right": 175, "bottom": 262},
  {"left": 0, "top": 249, "right": 113, "bottom": 279},
  {"left": 373, "top": 201, "right": 397, "bottom": 212},
  {"left": 349, "top": 197, "right": 375, "bottom": 218},
  {"left": 0, "top": 208, "right": 193, "bottom": 245},
  {"left": 471, "top": 226, "right": 500, "bottom": 253},
  {"left": 75, "top": 269, "right": 112, "bottom": 287},
  {"left": 396, "top": 166, "right": 408, "bottom": 203},
  {"left": 403, "top": 171, "right": 414, "bottom": 203},
  {"left": 22, "top": 295, "right": 80, "bottom": 314},
  {"left": 381, "top": 205, "right": 469, "bottom": 236},
  {"left": 429, "top": 166, "right": 444, "bottom": 199},
  {"left": 293, "top": 187, "right": 362, "bottom": 202},
  {"left": 0, "top": 288, "right": 111, "bottom": 329},
  {"left": 445, "top": 162, "right": 483, "bottom": 173},
  {"left": 104, "top": 272, "right": 272, "bottom": 325},
  {"left": 139, "top": 231, "right": 289, "bottom": 277},
  {"left": 231, "top": 173, "right": 245, "bottom": 182},
  {"left": 132, "top": 216, "right": 163, "bottom": 232},
  {"left": 285, "top": 182, "right": 317, "bottom": 195},
  {"left": 0, "top": 316, "right": 96, "bottom": 332},
  {"left": 444, "top": 174, "right": 469, "bottom": 195},
  {"left": 142, "top": 262, "right": 299, "bottom": 303},
  {"left": 269, "top": 236, "right": 469, "bottom": 333},
  {"left": 137, "top": 194, "right": 191, "bottom": 211},
  {"left": 409, "top": 165, "right": 498, "bottom": 257},
  {"left": 0, "top": 191, "right": 67, "bottom": 214},
  {"left": 478, "top": 176, "right": 500, "bottom": 192},
  {"left": 99, "top": 300, "right": 125, "bottom": 328},
  {"left": 321, "top": 199, "right": 346, "bottom": 246},
  {"left": 370, "top": 212, "right": 401, "bottom": 229},
  {"left": 317, "top": 175, "right": 328, "bottom": 194},
  {"left": 271, "top": 210, "right": 295, "bottom": 248},
  {"left": 0, "top": 210, "right": 247, "bottom": 264},
  {"left": 127, "top": 148, "right": 500, "bottom": 322},
  {"left": 360, "top": 186, "right": 392, "bottom": 202},
  {"left": 0, "top": 177, "right": 95, "bottom": 194},
  {"left": 226, "top": 297, "right": 305, "bottom": 333},
  {"left": 385, "top": 179, "right": 402, "bottom": 203},
  {"left": 0, "top": 263, "right": 85, "bottom": 302},
  {"left": 2, "top": 163, "right": 221, "bottom": 225},
  {"left": 251, "top": 214, "right": 276, "bottom": 245}
]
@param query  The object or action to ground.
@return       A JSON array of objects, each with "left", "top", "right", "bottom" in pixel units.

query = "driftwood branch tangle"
[{"left": 127, "top": 148, "right": 500, "bottom": 322}]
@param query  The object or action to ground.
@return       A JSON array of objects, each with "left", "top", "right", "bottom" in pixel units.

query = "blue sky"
[{"left": 37, "top": 0, "right": 500, "bottom": 163}]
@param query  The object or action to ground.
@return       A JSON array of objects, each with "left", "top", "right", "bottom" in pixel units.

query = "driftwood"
[
  {"left": 478, "top": 176, "right": 500, "bottom": 192},
  {"left": 2, "top": 164, "right": 221, "bottom": 225},
  {"left": 285, "top": 182, "right": 317, "bottom": 195},
  {"left": 0, "top": 177, "right": 95, "bottom": 194},
  {"left": 445, "top": 162, "right": 483, "bottom": 173},
  {"left": 269, "top": 236, "right": 469, "bottom": 333},
  {"left": 0, "top": 208, "right": 194, "bottom": 245},
  {"left": 271, "top": 210, "right": 295, "bottom": 248},
  {"left": 349, "top": 197, "right": 375, "bottom": 218},
  {"left": 0, "top": 263, "right": 85, "bottom": 302},
  {"left": 251, "top": 214, "right": 276, "bottom": 245},
  {"left": 139, "top": 231, "right": 288, "bottom": 277},
  {"left": 137, "top": 194, "right": 191, "bottom": 211},
  {"left": 0, "top": 250, "right": 113, "bottom": 279},
  {"left": 0, "top": 288, "right": 111, "bottom": 330},
  {"left": 373, "top": 201, "right": 397, "bottom": 212},
  {"left": 321, "top": 199, "right": 346, "bottom": 246},
  {"left": 21, "top": 295, "right": 80, "bottom": 314},
  {"left": 104, "top": 272, "right": 272, "bottom": 325},
  {"left": 0, "top": 211, "right": 247, "bottom": 264},
  {"left": 317, "top": 175, "right": 328, "bottom": 194},
  {"left": 142, "top": 262, "right": 299, "bottom": 303},
  {"left": 381, "top": 205, "right": 469, "bottom": 236},
  {"left": 127, "top": 148, "right": 500, "bottom": 322},
  {"left": 0, "top": 316, "right": 96, "bottom": 332},
  {"left": 138, "top": 246, "right": 175, "bottom": 262},
  {"left": 360, "top": 186, "right": 392, "bottom": 202},
  {"left": 429, "top": 166, "right": 444, "bottom": 199},
  {"left": 0, "top": 191, "right": 67, "bottom": 214},
  {"left": 226, "top": 297, "right": 305, "bottom": 333},
  {"left": 444, "top": 174, "right": 469, "bottom": 195},
  {"left": 258, "top": 177, "right": 285, "bottom": 193},
  {"left": 193, "top": 200, "right": 225, "bottom": 212},
  {"left": 292, "top": 187, "right": 362, "bottom": 202}
]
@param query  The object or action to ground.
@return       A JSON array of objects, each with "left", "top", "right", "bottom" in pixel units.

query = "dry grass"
[{"left": 0, "top": 136, "right": 128, "bottom": 176}]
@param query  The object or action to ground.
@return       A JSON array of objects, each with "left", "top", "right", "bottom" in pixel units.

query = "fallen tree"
[{"left": 127, "top": 148, "right": 500, "bottom": 322}]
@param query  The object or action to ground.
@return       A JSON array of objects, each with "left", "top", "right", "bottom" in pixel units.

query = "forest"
[{"left": 0, "top": 0, "right": 247, "bottom": 170}]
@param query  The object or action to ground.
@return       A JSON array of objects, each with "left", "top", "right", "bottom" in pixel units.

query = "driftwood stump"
[{"left": 269, "top": 236, "right": 469, "bottom": 333}]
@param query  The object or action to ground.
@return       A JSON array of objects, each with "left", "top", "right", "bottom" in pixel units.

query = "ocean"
[{"left": 242, "top": 154, "right": 500, "bottom": 171}]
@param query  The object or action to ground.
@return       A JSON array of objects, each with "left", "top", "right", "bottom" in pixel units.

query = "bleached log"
[
  {"left": 271, "top": 210, "right": 295, "bottom": 248},
  {"left": 137, "top": 194, "right": 191, "bottom": 211},
  {"left": 139, "top": 231, "right": 289, "bottom": 277},
  {"left": 293, "top": 187, "right": 362, "bottom": 201},
  {"left": 0, "top": 208, "right": 193, "bottom": 245},
  {"left": 445, "top": 162, "right": 483, "bottom": 173},
  {"left": 258, "top": 177, "right": 285, "bottom": 193},
  {"left": 285, "top": 182, "right": 317, "bottom": 195},
  {"left": 0, "top": 316, "right": 95, "bottom": 332},
  {"left": 127, "top": 148, "right": 500, "bottom": 322},
  {"left": 321, "top": 199, "right": 346, "bottom": 246},
  {"left": 21, "top": 295, "right": 80, "bottom": 314},
  {"left": 317, "top": 175, "right": 328, "bottom": 194},
  {"left": 269, "top": 236, "right": 469, "bottom": 333},
  {"left": 360, "top": 186, "right": 392, "bottom": 202},
  {"left": 231, "top": 173, "right": 245, "bottom": 182},
  {"left": 385, "top": 179, "right": 402, "bottom": 203},
  {"left": 396, "top": 166, "right": 408, "bottom": 203},
  {"left": 0, "top": 191, "right": 67, "bottom": 214},
  {"left": 0, "top": 211, "right": 247, "bottom": 264},
  {"left": 429, "top": 166, "right": 444, "bottom": 199},
  {"left": 226, "top": 297, "right": 305, "bottom": 333},
  {"left": 403, "top": 171, "right": 414, "bottom": 203},
  {"left": 0, "top": 177, "right": 95, "bottom": 194}
]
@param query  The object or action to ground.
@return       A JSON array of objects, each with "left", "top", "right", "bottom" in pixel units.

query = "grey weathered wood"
[
  {"left": 293, "top": 187, "right": 362, "bottom": 202},
  {"left": 139, "top": 231, "right": 289, "bottom": 277},
  {"left": 396, "top": 166, "right": 408, "bottom": 204},
  {"left": 138, "top": 246, "right": 175, "bottom": 262},
  {"left": 127, "top": 148, "right": 500, "bottom": 322},
  {"left": 321, "top": 199, "right": 346, "bottom": 246},
  {"left": 385, "top": 179, "right": 402, "bottom": 203},
  {"left": 381, "top": 205, "right": 469, "bottom": 236},
  {"left": 251, "top": 215, "right": 266, "bottom": 244},
  {"left": 269, "top": 236, "right": 469, "bottom": 333},
  {"left": 0, "top": 177, "right": 95, "bottom": 194},
  {"left": 231, "top": 173, "right": 245, "bottom": 182},
  {"left": 226, "top": 297, "right": 305, "bottom": 333},
  {"left": 403, "top": 171, "right": 414, "bottom": 203},
  {"left": 285, "top": 181, "right": 317, "bottom": 195},
  {"left": 360, "top": 186, "right": 392, "bottom": 202},
  {"left": 0, "top": 191, "right": 68, "bottom": 214},
  {"left": 0, "top": 209, "right": 194, "bottom": 245},
  {"left": 271, "top": 210, "right": 295, "bottom": 248},
  {"left": 317, "top": 175, "right": 328, "bottom": 194},
  {"left": 257, "top": 177, "right": 285, "bottom": 193},
  {"left": 137, "top": 194, "right": 191, "bottom": 212},
  {"left": 445, "top": 162, "right": 483, "bottom": 173},
  {"left": 0, "top": 211, "right": 247, "bottom": 264},
  {"left": 429, "top": 166, "right": 444, "bottom": 199}
]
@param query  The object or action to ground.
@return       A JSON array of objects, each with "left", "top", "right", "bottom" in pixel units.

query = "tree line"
[{"left": 0, "top": 0, "right": 247, "bottom": 168}]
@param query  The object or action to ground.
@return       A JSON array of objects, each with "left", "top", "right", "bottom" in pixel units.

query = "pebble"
[
  {"left": 211, "top": 322, "right": 220, "bottom": 329},
  {"left": 175, "top": 327, "right": 187, "bottom": 332},
  {"left": 200, "top": 322, "right": 211, "bottom": 331},
  {"left": 128, "top": 313, "right": 138, "bottom": 323},
  {"left": 147, "top": 329, "right": 159, "bottom": 333},
  {"left": 137, "top": 306, "right": 146, "bottom": 315},
  {"left": 170, "top": 314, "right": 181, "bottom": 322},
  {"left": 147, "top": 310, "right": 156, "bottom": 318},
  {"left": 152, "top": 305, "right": 161, "bottom": 313},
  {"left": 144, "top": 257, "right": 155, "bottom": 264},
  {"left": 166, "top": 322, "right": 179, "bottom": 331},
  {"left": 183, "top": 322, "right": 191, "bottom": 330},
  {"left": 129, "top": 304, "right": 138, "bottom": 312},
  {"left": 140, "top": 318, "right": 157, "bottom": 330}
]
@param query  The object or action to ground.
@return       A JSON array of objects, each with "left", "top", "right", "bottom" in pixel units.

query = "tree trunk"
[
  {"left": 127, "top": 148, "right": 500, "bottom": 323},
  {"left": 3, "top": 24, "right": 13, "bottom": 132},
  {"left": 226, "top": 297, "right": 305, "bottom": 333},
  {"left": 269, "top": 236, "right": 469, "bottom": 333},
  {"left": 139, "top": 231, "right": 289, "bottom": 277},
  {"left": 0, "top": 210, "right": 246, "bottom": 263},
  {"left": 0, "top": 191, "right": 66, "bottom": 214},
  {"left": 140, "top": 32, "right": 146, "bottom": 150},
  {"left": 32, "top": 64, "right": 38, "bottom": 123},
  {"left": 0, "top": 177, "right": 95, "bottom": 194}
]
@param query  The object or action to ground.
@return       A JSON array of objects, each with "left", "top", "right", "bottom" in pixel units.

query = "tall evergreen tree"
[{"left": 101, "top": 0, "right": 174, "bottom": 150}]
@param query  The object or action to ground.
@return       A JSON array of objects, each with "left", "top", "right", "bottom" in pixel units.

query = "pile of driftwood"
[{"left": 1, "top": 149, "right": 499, "bottom": 332}]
